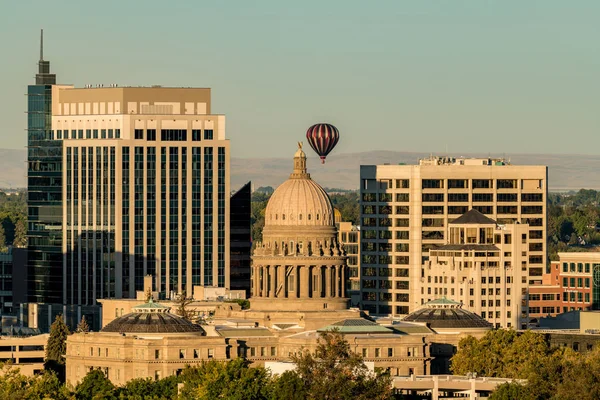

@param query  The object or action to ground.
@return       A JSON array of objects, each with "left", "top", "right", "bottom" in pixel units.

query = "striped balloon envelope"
[{"left": 305, "top": 123, "right": 340, "bottom": 164}]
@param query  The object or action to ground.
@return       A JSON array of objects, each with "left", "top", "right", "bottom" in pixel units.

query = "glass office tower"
[{"left": 26, "top": 30, "right": 63, "bottom": 305}]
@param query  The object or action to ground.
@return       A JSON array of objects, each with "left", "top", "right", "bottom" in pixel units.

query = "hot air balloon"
[{"left": 305, "top": 123, "right": 339, "bottom": 164}]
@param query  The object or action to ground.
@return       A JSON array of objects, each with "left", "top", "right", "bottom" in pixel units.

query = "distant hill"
[
  {"left": 1, "top": 148, "right": 597, "bottom": 193},
  {"left": 232, "top": 151, "right": 600, "bottom": 193}
]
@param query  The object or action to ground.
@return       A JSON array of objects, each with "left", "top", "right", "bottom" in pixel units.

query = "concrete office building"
[
  {"left": 418, "top": 210, "right": 529, "bottom": 329},
  {"left": 57, "top": 86, "right": 230, "bottom": 302},
  {"left": 337, "top": 221, "right": 361, "bottom": 306},
  {"left": 26, "top": 32, "right": 230, "bottom": 330},
  {"left": 360, "top": 156, "right": 547, "bottom": 317}
]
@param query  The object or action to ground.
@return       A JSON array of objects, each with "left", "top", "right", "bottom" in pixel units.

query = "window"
[
  {"left": 161, "top": 129, "right": 187, "bottom": 141},
  {"left": 422, "top": 179, "right": 443, "bottom": 189},
  {"left": 362, "top": 348, "right": 368, "bottom": 357},
  {"left": 108, "top": 129, "right": 113, "bottom": 138},
  {"left": 93, "top": 129, "right": 98, "bottom": 139},
  {"left": 497, "top": 205, "right": 518, "bottom": 214},
  {"left": 448, "top": 193, "right": 468, "bottom": 202},
  {"left": 395, "top": 206, "right": 409, "bottom": 214},
  {"left": 497, "top": 179, "right": 517, "bottom": 189},
  {"left": 497, "top": 193, "right": 517, "bottom": 202},
  {"left": 473, "top": 193, "right": 493, "bottom": 202},
  {"left": 208, "top": 349, "right": 214, "bottom": 359},
  {"left": 204, "top": 129, "right": 214, "bottom": 140},
  {"left": 375, "top": 348, "right": 381, "bottom": 357},
  {"left": 86, "top": 129, "right": 91, "bottom": 139},
  {"left": 522, "top": 193, "right": 543, "bottom": 202},
  {"left": 387, "top": 348, "right": 393, "bottom": 357},
  {"left": 395, "top": 179, "right": 409, "bottom": 189},
  {"left": 194, "top": 349, "right": 199, "bottom": 359},
  {"left": 422, "top": 193, "right": 444, "bottom": 202},
  {"left": 179, "top": 349, "right": 185, "bottom": 359},
  {"left": 147, "top": 129, "right": 156, "bottom": 141},
  {"left": 101, "top": 129, "right": 107, "bottom": 139},
  {"left": 422, "top": 206, "right": 444, "bottom": 215},
  {"left": 78, "top": 129, "right": 83, "bottom": 139},
  {"left": 522, "top": 206, "right": 543, "bottom": 214},
  {"left": 396, "top": 193, "right": 409, "bottom": 202},
  {"left": 192, "top": 129, "right": 202, "bottom": 141},
  {"left": 473, "top": 179, "right": 492, "bottom": 188},
  {"left": 155, "top": 350, "right": 161, "bottom": 359},
  {"left": 135, "top": 129, "right": 144, "bottom": 139},
  {"left": 115, "top": 128, "right": 121, "bottom": 138},
  {"left": 448, "top": 179, "right": 468, "bottom": 189},
  {"left": 448, "top": 206, "right": 468, "bottom": 215}
]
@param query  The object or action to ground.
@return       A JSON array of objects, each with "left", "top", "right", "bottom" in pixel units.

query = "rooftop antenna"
[{"left": 40, "top": 29, "right": 44, "bottom": 61}]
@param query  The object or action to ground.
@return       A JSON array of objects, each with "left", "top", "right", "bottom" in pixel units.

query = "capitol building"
[{"left": 65, "top": 144, "right": 491, "bottom": 385}]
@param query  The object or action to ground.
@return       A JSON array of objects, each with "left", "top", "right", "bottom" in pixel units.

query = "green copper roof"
[
  {"left": 131, "top": 298, "right": 170, "bottom": 311},
  {"left": 317, "top": 319, "right": 393, "bottom": 334},
  {"left": 424, "top": 297, "right": 462, "bottom": 306}
]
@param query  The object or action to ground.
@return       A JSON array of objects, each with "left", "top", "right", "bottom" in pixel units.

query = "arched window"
[
  {"left": 299, "top": 214, "right": 303, "bottom": 221},
  {"left": 308, "top": 214, "right": 312, "bottom": 220},
  {"left": 282, "top": 214, "right": 286, "bottom": 220}
]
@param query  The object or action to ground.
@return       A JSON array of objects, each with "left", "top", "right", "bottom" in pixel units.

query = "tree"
[
  {"left": 46, "top": 315, "right": 70, "bottom": 365},
  {"left": 45, "top": 315, "right": 70, "bottom": 382},
  {"left": 120, "top": 376, "right": 178, "bottom": 399},
  {"left": 75, "top": 369, "right": 116, "bottom": 400},
  {"left": 76, "top": 316, "right": 90, "bottom": 333},
  {"left": 12, "top": 218, "right": 26, "bottom": 248},
  {"left": 0, "top": 225, "right": 6, "bottom": 252},
  {"left": 488, "top": 382, "right": 533, "bottom": 400},
  {"left": 450, "top": 330, "right": 552, "bottom": 379},
  {"left": 178, "top": 358, "right": 271, "bottom": 400},
  {"left": 174, "top": 291, "right": 194, "bottom": 321},
  {"left": 25, "top": 370, "right": 71, "bottom": 400},
  {"left": 268, "top": 371, "right": 308, "bottom": 400},
  {"left": 291, "top": 330, "right": 392, "bottom": 400}
]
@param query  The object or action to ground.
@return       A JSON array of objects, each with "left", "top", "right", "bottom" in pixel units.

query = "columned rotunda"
[{"left": 251, "top": 143, "right": 349, "bottom": 311}]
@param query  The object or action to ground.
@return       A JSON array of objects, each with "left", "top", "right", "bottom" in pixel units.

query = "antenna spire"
[{"left": 40, "top": 29, "right": 44, "bottom": 61}]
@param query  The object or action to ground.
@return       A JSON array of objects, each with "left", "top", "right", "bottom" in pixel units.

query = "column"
[
  {"left": 277, "top": 265, "right": 285, "bottom": 298},
  {"left": 294, "top": 265, "right": 299, "bottom": 298},
  {"left": 269, "top": 266, "right": 276, "bottom": 298},
  {"left": 262, "top": 265, "right": 268, "bottom": 297},
  {"left": 325, "top": 266, "right": 332, "bottom": 298},
  {"left": 301, "top": 266, "right": 310, "bottom": 298},
  {"left": 251, "top": 266, "right": 256, "bottom": 297},
  {"left": 340, "top": 266, "right": 346, "bottom": 297},
  {"left": 334, "top": 265, "right": 340, "bottom": 298},
  {"left": 316, "top": 266, "right": 322, "bottom": 297}
]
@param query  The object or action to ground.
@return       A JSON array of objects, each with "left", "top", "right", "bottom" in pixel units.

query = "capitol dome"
[
  {"left": 264, "top": 143, "right": 334, "bottom": 228},
  {"left": 101, "top": 299, "right": 205, "bottom": 334}
]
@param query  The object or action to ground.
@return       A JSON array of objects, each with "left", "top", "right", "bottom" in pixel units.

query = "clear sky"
[{"left": 1, "top": 0, "right": 599, "bottom": 159}]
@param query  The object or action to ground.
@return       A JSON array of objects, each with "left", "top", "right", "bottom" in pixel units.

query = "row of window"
[
  {"left": 365, "top": 178, "right": 543, "bottom": 191},
  {"left": 562, "top": 262, "right": 599, "bottom": 274},
  {"left": 56, "top": 129, "right": 121, "bottom": 140}
]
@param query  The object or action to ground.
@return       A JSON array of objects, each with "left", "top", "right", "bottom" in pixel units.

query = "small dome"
[
  {"left": 101, "top": 300, "right": 204, "bottom": 334},
  {"left": 403, "top": 298, "right": 492, "bottom": 330},
  {"left": 264, "top": 144, "right": 334, "bottom": 227}
]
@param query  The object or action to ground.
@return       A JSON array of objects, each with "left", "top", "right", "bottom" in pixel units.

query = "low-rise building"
[
  {"left": 528, "top": 252, "right": 600, "bottom": 321},
  {"left": 0, "top": 334, "right": 48, "bottom": 376}
]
